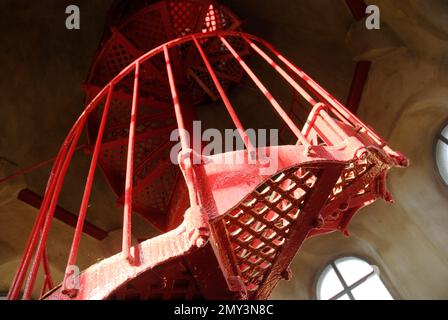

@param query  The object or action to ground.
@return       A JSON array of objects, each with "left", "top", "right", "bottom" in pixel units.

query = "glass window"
[
  {"left": 435, "top": 124, "right": 448, "bottom": 185},
  {"left": 316, "top": 256, "right": 393, "bottom": 300}
]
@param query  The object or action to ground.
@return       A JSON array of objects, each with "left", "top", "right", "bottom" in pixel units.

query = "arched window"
[
  {"left": 316, "top": 256, "right": 393, "bottom": 300},
  {"left": 435, "top": 123, "right": 448, "bottom": 186}
]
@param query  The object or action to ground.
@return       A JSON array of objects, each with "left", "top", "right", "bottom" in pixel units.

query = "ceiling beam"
[
  {"left": 346, "top": 61, "right": 371, "bottom": 113},
  {"left": 345, "top": 0, "right": 371, "bottom": 114},
  {"left": 17, "top": 189, "right": 108, "bottom": 241}
]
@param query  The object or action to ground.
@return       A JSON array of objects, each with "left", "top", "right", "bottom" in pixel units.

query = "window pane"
[
  {"left": 335, "top": 257, "right": 373, "bottom": 286},
  {"left": 337, "top": 294, "right": 350, "bottom": 300},
  {"left": 351, "top": 274, "right": 393, "bottom": 300},
  {"left": 318, "top": 266, "right": 344, "bottom": 300},
  {"left": 436, "top": 140, "right": 448, "bottom": 184}
]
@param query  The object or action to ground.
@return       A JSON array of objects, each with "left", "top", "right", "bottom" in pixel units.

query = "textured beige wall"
[{"left": 271, "top": 0, "right": 448, "bottom": 300}]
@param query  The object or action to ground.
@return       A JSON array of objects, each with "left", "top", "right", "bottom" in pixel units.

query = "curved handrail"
[
  {"left": 68, "top": 31, "right": 402, "bottom": 159},
  {"left": 9, "top": 31, "right": 407, "bottom": 300}
]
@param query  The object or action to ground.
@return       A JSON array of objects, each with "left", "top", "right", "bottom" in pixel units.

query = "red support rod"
[
  {"left": 22, "top": 116, "right": 87, "bottom": 300},
  {"left": 251, "top": 33, "right": 408, "bottom": 163},
  {"left": 40, "top": 247, "right": 54, "bottom": 297},
  {"left": 192, "top": 35, "right": 255, "bottom": 154},
  {"left": 72, "top": 30, "right": 386, "bottom": 155},
  {"left": 219, "top": 35, "right": 312, "bottom": 150},
  {"left": 7, "top": 143, "right": 68, "bottom": 300},
  {"left": 241, "top": 35, "right": 318, "bottom": 107},
  {"left": 8, "top": 30, "right": 406, "bottom": 301},
  {"left": 39, "top": 277, "right": 49, "bottom": 299},
  {"left": 164, "top": 45, "right": 199, "bottom": 207},
  {"left": 264, "top": 43, "right": 384, "bottom": 147},
  {"left": 62, "top": 86, "right": 114, "bottom": 297},
  {"left": 122, "top": 63, "right": 140, "bottom": 262},
  {"left": 163, "top": 46, "right": 189, "bottom": 152},
  {"left": 9, "top": 120, "right": 88, "bottom": 299}
]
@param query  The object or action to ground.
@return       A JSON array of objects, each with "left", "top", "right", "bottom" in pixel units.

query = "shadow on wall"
[
  {"left": 270, "top": 62, "right": 448, "bottom": 301},
  {"left": 388, "top": 92, "right": 448, "bottom": 258},
  {"left": 270, "top": 232, "right": 400, "bottom": 300}
]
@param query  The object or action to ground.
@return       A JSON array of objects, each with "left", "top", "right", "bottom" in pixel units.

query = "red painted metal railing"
[{"left": 8, "top": 31, "right": 407, "bottom": 300}]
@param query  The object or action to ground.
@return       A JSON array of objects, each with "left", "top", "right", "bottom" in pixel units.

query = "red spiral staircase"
[{"left": 7, "top": 0, "right": 408, "bottom": 300}]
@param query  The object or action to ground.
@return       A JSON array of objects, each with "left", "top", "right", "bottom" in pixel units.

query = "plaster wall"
[{"left": 272, "top": 0, "right": 448, "bottom": 299}]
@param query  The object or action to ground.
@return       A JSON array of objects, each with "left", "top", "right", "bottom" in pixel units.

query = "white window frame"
[
  {"left": 434, "top": 122, "right": 448, "bottom": 187},
  {"left": 316, "top": 256, "right": 393, "bottom": 300}
]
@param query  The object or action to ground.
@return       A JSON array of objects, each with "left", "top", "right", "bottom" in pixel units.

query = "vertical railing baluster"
[
  {"left": 22, "top": 115, "right": 87, "bottom": 300},
  {"left": 257, "top": 38, "right": 389, "bottom": 148},
  {"left": 7, "top": 142, "right": 67, "bottom": 300},
  {"left": 122, "top": 62, "right": 140, "bottom": 262},
  {"left": 242, "top": 34, "right": 352, "bottom": 145},
  {"left": 39, "top": 247, "right": 54, "bottom": 297},
  {"left": 192, "top": 35, "right": 255, "bottom": 155},
  {"left": 241, "top": 35, "right": 318, "bottom": 108},
  {"left": 163, "top": 45, "right": 199, "bottom": 207},
  {"left": 61, "top": 85, "right": 113, "bottom": 297},
  {"left": 164, "top": 46, "right": 189, "bottom": 153},
  {"left": 219, "top": 36, "right": 312, "bottom": 152}
]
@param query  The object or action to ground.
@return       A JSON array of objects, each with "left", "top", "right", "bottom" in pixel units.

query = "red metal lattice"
[
  {"left": 224, "top": 166, "right": 321, "bottom": 293},
  {"left": 8, "top": 6, "right": 408, "bottom": 300}
]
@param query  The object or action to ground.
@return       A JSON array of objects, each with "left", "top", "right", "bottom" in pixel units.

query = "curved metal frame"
[{"left": 8, "top": 31, "right": 408, "bottom": 300}]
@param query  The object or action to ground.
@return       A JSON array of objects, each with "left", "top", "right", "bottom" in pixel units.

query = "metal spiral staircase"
[{"left": 7, "top": 0, "right": 408, "bottom": 300}]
